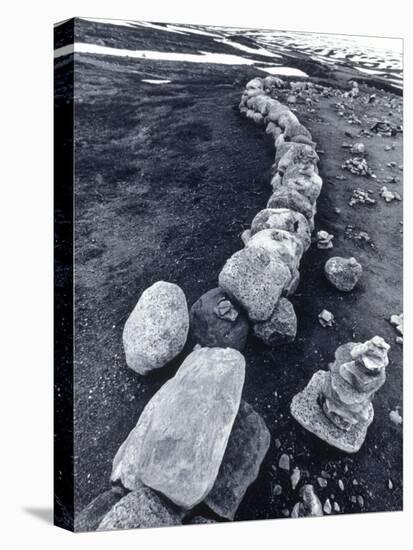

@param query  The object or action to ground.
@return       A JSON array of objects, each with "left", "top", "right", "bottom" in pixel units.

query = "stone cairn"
[
  {"left": 291, "top": 336, "right": 390, "bottom": 453},
  {"left": 77, "top": 77, "right": 328, "bottom": 530}
]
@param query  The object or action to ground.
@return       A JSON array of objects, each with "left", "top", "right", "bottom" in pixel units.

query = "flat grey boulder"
[
  {"left": 123, "top": 281, "right": 189, "bottom": 375},
  {"left": 219, "top": 246, "right": 290, "bottom": 322},
  {"left": 205, "top": 401, "right": 270, "bottom": 520},
  {"left": 324, "top": 257, "right": 363, "bottom": 292},
  {"left": 75, "top": 486, "right": 127, "bottom": 532},
  {"left": 253, "top": 297, "right": 297, "bottom": 346},
  {"left": 97, "top": 485, "right": 184, "bottom": 531},
  {"left": 189, "top": 288, "right": 249, "bottom": 351},
  {"left": 111, "top": 347, "right": 245, "bottom": 509}
]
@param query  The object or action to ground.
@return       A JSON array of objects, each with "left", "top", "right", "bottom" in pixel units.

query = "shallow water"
[{"left": 55, "top": 18, "right": 403, "bottom": 90}]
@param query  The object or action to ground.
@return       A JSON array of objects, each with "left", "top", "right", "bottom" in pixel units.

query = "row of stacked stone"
[{"left": 216, "top": 76, "right": 322, "bottom": 346}]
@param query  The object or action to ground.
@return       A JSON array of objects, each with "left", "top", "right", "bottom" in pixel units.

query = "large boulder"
[
  {"left": 267, "top": 189, "right": 315, "bottom": 226},
  {"left": 281, "top": 170, "right": 323, "bottom": 203},
  {"left": 277, "top": 110, "right": 299, "bottom": 130},
  {"left": 324, "top": 257, "right": 363, "bottom": 292},
  {"left": 219, "top": 246, "right": 290, "bottom": 321},
  {"left": 205, "top": 401, "right": 270, "bottom": 520},
  {"left": 111, "top": 347, "right": 245, "bottom": 509},
  {"left": 75, "top": 487, "right": 127, "bottom": 532},
  {"left": 277, "top": 144, "right": 319, "bottom": 175},
  {"left": 266, "top": 103, "right": 291, "bottom": 124},
  {"left": 253, "top": 297, "right": 297, "bottom": 346},
  {"left": 97, "top": 485, "right": 184, "bottom": 531},
  {"left": 123, "top": 281, "right": 189, "bottom": 375},
  {"left": 284, "top": 121, "right": 313, "bottom": 140},
  {"left": 189, "top": 288, "right": 249, "bottom": 351},
  {"left": 245, "top": 229, "right": 303, "bottom": 274},
  {"left": 250, "top": 208, "right": 311, "bottom": 251}
]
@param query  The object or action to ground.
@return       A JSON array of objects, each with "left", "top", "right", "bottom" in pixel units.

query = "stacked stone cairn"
[
  {"left": 76, "top": 77, "right": 355, "bottom": 530},
  {"left": 291, "top": 336, "right": 390, "bottom": 453}
]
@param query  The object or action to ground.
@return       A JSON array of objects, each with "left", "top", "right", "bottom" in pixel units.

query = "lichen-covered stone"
[
  {"left": 246, "top": 228, "right": 304, "bottom": 274},
  {"left": 189, "top": 288, "right": 249, "bottom": 351},
  {"left": 97, "top": 485, "right": 184, "bottom": 531},
  {"left": 276, "top": 143, "right": 319, "bottom": 175},
  {"left": 253, "top": 298, "right": 297, "bottom": 346},
  {"left": 123, "top": 281, "right": 189, "bottom": 375},
  {"left": 267, "top": 189, "right": 315, "bottom": 226},
  {"left": 250, "top": 208, "right": 311, "bottom": 251},
  {"left": 324, "top": 257, "right": 363, "bottom": 292},
  {"left": 205, "top": 401, "right": 270, "bottom": 520},
  {"left": 219, "top": 246, "right": 290, "bottom": 322},
  {"left": 111, "top": 347, "right": 245, "bottom": 509},
  {"left": 281, "top": 168, "right": 323, "bottom": 203}
]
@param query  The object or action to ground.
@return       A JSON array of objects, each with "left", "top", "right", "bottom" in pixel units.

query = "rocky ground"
[{"left": 69, "top": 34, "right": 403, "bottom": 523}]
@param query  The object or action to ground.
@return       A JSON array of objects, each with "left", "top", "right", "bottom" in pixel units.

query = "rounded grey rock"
[
  {"left": 219, "top": 246, "right": 290, "bottom": 322},
  {"left": 122, "top": 281, "right": 189, "bottom": 375},
  {"left": 324, "top": 257, "right": 363, "bottom": 292}
]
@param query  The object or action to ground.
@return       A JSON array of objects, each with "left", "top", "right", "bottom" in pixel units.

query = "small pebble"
[
  {"left": 279, "top": 453, "right": 290, "bottom": 471},
  {"left": 291, "top": 468, "right": 301, "bottom": 490},
  {"left": 357, "top": 495, "right": 365, "bottom": 508},
  {"left": 389, "top": 410, "right": 403, "bottom": 425},
  {"left": 333, "top": 502, "right": 341, "bottom": 512},
  {"left": 273, "top": 484, "right": 283, "bottom": 496},
  {"left": 338, "top": 479, "right": 345, "bottom": 491},
  {"left": 388, "top": 479, "right": 393, "bottom": 490},
  {"left": 323, "top": 499, "right": 332, "bottom": 514},
  {"left": 318, "top": 477, "right": 328, "bottom": 488}
]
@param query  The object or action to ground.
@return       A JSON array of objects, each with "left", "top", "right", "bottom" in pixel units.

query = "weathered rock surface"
[
  {"left": 253, "top": 298, "right": 297, "bottom": 346},
  {"left": 282, "top": 170, "right": 323, "bottom": 203},
  {"left": 123, "top": 281, "right": 189, "bottom": 375},
  {"left": 218, "top": 246, "right": 290, "bottom": 321},
  {"left": 325, "top": 257, "right": 363, "bottom": 291},
  {"left": 75, "top": 486, "right": 127, "bottom": 532},
  {"left": 246, "top": 229, "right": 303, "bottom": 274},
  {"left": 291, "top": 485, "right": 323, "bottom": 518},
  {"left": 205, "top": 401, "right": 270, "bottom": 520},
  {"left": 97, "top": 485, "right": 184, "bottom": 531},
  {"left": 189, "top": 288, "right": 249, "bottom": 351},
  {"left": 250, "top": 208, "right": 311, "bottom": 251},
  {"left": 267, "top": 189, "right": 315, "bottom": 226},
  {"left": 276, "top": 143, "right": 319, "bottom": 175},
  {"left": 111, "top": 347, "right": 245, "bottom": 509}
]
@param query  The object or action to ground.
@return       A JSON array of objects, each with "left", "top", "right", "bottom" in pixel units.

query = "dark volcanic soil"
[{"left": 71, "top": 47, "right": 403, "bottom": 522}]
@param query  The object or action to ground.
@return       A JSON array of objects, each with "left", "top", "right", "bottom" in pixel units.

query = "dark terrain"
[{"left": 55, "top": 19, "right": 403, "bottom": 523}]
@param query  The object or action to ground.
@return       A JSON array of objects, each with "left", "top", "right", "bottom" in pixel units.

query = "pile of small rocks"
[{"left": 291, "top": 336, "right": 390, "bottom": 452}]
